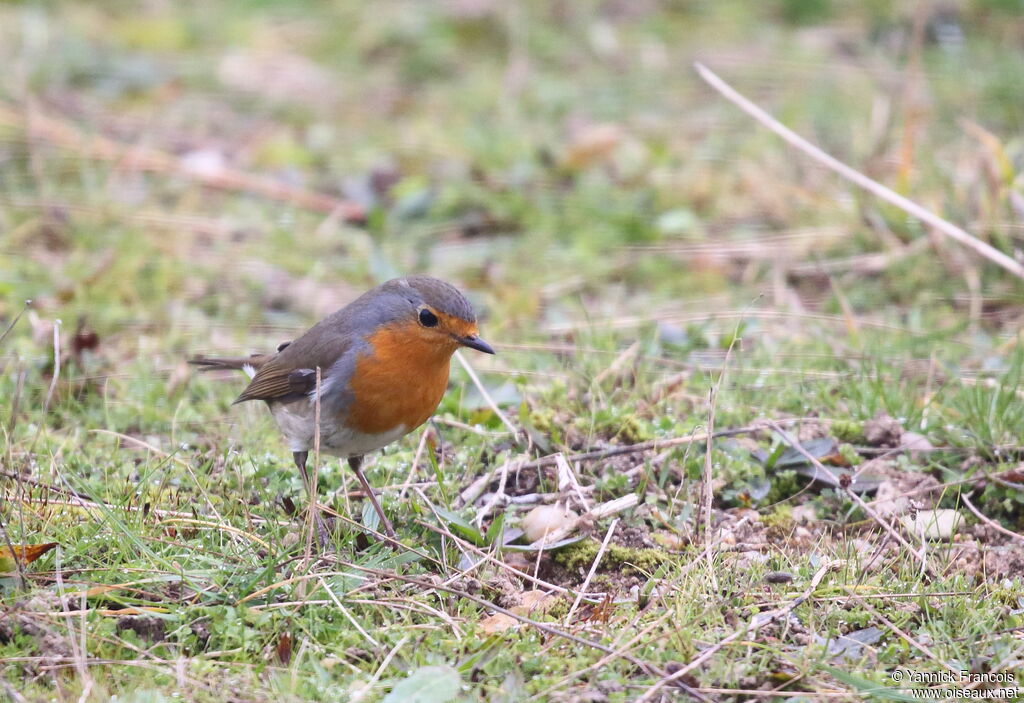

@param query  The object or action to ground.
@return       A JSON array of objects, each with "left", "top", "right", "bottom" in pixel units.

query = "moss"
[
  {"left": 614, "top": 416, "right": 653, "bottom": 444},
  {"left": 831, "top": 420, "right": 865, "bottom": 443},
  {"left": 553, "top": 539, "right": 670, "bottom": 575},
  {"left": 837, "top": 443, "right": 862, "bottom": 467},
  {"left": 542, "top": 597, "right": 570, "bottom": 620},
  {"left": 762, "top": 504, "right": 794, "bottom": 531}
]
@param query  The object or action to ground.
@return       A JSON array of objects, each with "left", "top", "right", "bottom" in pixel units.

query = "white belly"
[{"left": 269, "top": 399, "right": 408, "bottom": 457}]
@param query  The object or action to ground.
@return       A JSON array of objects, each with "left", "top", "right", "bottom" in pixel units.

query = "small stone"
[
  {"left": 764, "top": 571, "right": 794, "bottom": 584},
  {"left": 864, "top": 414, "right": 903, "bottom": 447},
  {"left": 900, "top": 431, "right": 934, "bottom": 457},
  {"left": 901, "top": 509, "right": 962, "bottom": 540},
  {"left": 521, "top": 503, "right": 578, "bottom": 542},
  {"left": 791, "top": 505, "right": 817, "bottom": 525}
]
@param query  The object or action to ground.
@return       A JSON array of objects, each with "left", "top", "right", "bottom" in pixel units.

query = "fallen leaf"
[
  {"left": 71, "top": 319, "right": 100, "bottom": 359},
  {"left": 561, "top": 123, "right": 621, "bottom": 170},
  {"left": 276, "top": 632, "right": 293, "bottom": 664},
  {"left": 576, "top": 593, "right": 616, "bottom": 624},
  {"left": 511, "top": 590, "right": 557, "bottom": 616},
  {"left": 0, "top": 542, "right": 58, "bottom": 572},
  {"left": 479, "top": 613, "right": 518, "bottom": 634},
  {"left": 1001, "top": 466, "right": 1024, "bottom": 484}
]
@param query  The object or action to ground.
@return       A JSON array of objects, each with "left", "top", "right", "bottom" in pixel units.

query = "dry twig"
[
  {"left": 565, "top": 518, "right": 618, "bottom": 624},
  {"left": 694, "top": 62, "right": 1024, "bottom": 280}
]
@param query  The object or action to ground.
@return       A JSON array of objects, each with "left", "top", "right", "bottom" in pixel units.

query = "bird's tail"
[{"left": 189, "top": 354, "right": 273, "bottom": 378}]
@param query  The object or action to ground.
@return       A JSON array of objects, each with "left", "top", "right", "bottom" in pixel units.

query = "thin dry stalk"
[
  {"left": 318, "top": 577, "right": 380, "bottom": 648},
  {"left": 343, "top": 564, "right": 618, "bottom": 653},
  {"left": 43, "top": 319, "right": 61, "bottom": 412},
  {"left": 473, "top": 456, "right": 516, "bottom": 526},
  {"left": 157, "top": 518, "right": 270, "bottom": 550},
  {"left": 346, "top": 598, "right": 465, "bottom": 638},
  {"left": 555, "top": 454, "right": 591, "bottom": 513},
  {"left": 10, "top": 496, "right": 292, "bottom": 523},
  {"left": 453, "top": 350, "right": 519, "bottom": 441},
  {"left": 88, "top": 430, "right": 191, "bottom": 468},
  {"left": 694, "top": 62, "right": 1024, "bottom": 280},
  {"left": 460, "top": 425, "right": 790, "bottom": 507},
  {"left": 593, "top": 340, "right": 640, "bottom": 385},
  {"left": 53, "top": 547, "right": 95, "bottom": 699},
  {"left": 962, "top": 493, "right": 1024, "bottom": 544},
  {"left": 0, "top": 299, "right": 30, "bottom": 347},
  {"left": 528, "top": 493, "right": 638, "bottom": 548},
  {"left": 539, "top": 605, "right": 678, "bottom": 699},
  {"left": 700, "top": 315, "right": 741, "bottom": 592},
  {"left": 399, "top": 427, "right": 431, "bottom": 500},
  {"left": 565, "top": 518, "right": 618, "bottom": 623},
  {"left": 0, "top": 679, "right": 28, "bottom": 703},
  {"left": 697, "top": 689, "right": 846, "bottom": 698},
  {"left": 5, "top": 365, "right": 27, "bottom": 464}
]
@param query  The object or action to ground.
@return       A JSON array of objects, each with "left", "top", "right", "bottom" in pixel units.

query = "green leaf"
[
  {"left": 361, "top": 501, "right": 381, "bottom": 533},
  {"left": 484, "top": 512, "right": 505, "bottom": 546},
  {"left": 384, "top": 665, "right": 461, "bottom": 703},
  {"left": 435, "top": 508, "right": 485, "bottom": 546}
]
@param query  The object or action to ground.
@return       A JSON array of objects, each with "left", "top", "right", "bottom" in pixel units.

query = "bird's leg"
[
  {"left": 294, "top": 450, "right": 330, "bottom": 547},
  {"left": 348, "top": 455, "right": 396, "bottom": 539}
]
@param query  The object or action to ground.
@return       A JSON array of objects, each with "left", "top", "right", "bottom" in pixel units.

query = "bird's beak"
[{"left": 458, "top": 334, "right": 495, "bottom": 355}]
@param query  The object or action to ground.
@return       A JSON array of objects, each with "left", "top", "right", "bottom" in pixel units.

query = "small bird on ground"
[{"left": 191, "top": 276, "right": 494, "bottom": 539}]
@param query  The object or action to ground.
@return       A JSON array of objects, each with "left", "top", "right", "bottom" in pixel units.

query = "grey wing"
[{"left": 233, "top": 328, "right": 354, "bottom": 404}]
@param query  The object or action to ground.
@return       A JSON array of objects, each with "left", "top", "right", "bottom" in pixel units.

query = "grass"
[{"left": 2, "top": 1, "right": 1024, "bottom": 701}]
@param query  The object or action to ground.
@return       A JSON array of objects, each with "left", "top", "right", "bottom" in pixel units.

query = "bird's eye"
[{"left": 418, "top": 308, "right": 439, "bottom": 327}]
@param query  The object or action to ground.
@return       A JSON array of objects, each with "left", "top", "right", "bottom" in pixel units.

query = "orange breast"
[{"left": 345, "top": 324, "right": 455, "bottom": 435}]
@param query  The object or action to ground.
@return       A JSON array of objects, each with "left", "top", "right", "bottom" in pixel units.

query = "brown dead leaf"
[
  {"left": 276, "top": 632, "right": 293, "bottom": 664},
  {"left": 71, "top": 318, "right": 99, "bottom": 360},
  {"left": 561, "top": 123, "right": 622, "bottom": 170},
  {"left": 0, "top": 542, "right": 58, "bottom": 572},
  {"left": 1000, "top": 465, "right": 1024, "bottom": 484},
  {"left": 575, "top": 593, "right": 616, "bottom": 624},
  {"left": 480, "top": 590, "right": 558, "bottom": 634},
  {"left": 511, "top": 589, "right": 557, "bottom": 616},
  {"left": 479, "top": 612, "right": 518, "bottom": 634}
]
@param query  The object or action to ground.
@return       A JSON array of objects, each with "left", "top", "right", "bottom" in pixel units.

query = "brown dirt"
[{"left": 863, "top": 413, "right": 904, "bottom": 447}]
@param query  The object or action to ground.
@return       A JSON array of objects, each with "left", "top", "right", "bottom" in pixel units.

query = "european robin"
[{"left": 191, "top": 276, "right": 494, "bottom": 538}]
